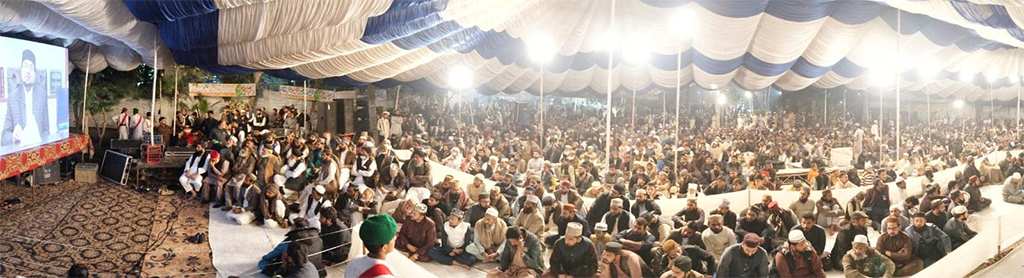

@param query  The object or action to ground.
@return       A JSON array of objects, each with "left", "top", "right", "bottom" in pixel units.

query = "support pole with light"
[
  {"left": 149, "top": 38, "right": 159, "bottom": 145},
  {"left": 895, "top": 10, "right": 901, "bottom": 161},
  {"left": 604, "top": 0, "right": 617, "bottom": 170},
  {"left": 82, "top": 45, "right": 92, "bottom": 135},
  {"left": 529, "top": 36, "right": 555, "bottom": 151}
]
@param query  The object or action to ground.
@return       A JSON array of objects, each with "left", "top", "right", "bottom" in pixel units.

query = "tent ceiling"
[{"left": 3, "top": 0, "right": 1024, "bottom": 101}]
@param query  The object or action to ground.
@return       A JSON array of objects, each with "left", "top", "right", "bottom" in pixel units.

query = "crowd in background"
[{"left": 162, "top": 89, "right": 1024, "bottom": 277}]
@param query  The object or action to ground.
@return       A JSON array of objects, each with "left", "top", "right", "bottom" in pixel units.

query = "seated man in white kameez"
[
  {"left": 179, "top": 142, "right": 211, "bottom": 200},
  {"left": 294, "top": 184, "right": 332, "bottom": 231}
]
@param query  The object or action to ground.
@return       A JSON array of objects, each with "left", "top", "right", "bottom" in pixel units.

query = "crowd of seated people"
[{"left": 162, "top": 90, "right": 1018, "bottom": 277}]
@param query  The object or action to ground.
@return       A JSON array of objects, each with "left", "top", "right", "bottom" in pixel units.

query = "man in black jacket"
[
  {"left": 656, "top": 239, "right": 716, "bottom": 276},
  {"left": 259, "top": 218, "right": 325, "bottom": 277},
  {"left": 630, "top": 190, "right": 662, "bottom": 218},
  {"left": 831, "top": 212, "right": 869, "bottom": 270},
  {"left": 546, "top": 203, "right": 590, "bottom": 247},
  {"left": 496, "top": 174, "right": 519, "bottom": 206},
  {"left": 546, "top": 223, "right": 598, "bottom": 277},
  {"left": 318, "top": 207, "right": 349, "bottom": 265},
  {"left": 586, "top": 184, "right": 629, "bottom": 231},
  {"left": 792, "top": 213, "right": 828, "bottom": 256}
]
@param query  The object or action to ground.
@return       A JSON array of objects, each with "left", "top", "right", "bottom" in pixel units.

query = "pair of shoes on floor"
[
  {"left": 186, "top": 232, "right": 207, "bottom": 244},
  {"left": 212, "top": 203, "right": 224, "bottom": 209},
  {"left": 159, "top": 188, "right": 175, "bottom": 196},
  {"left": 220, "top": 206, "right": 233, "bottom": 212}
]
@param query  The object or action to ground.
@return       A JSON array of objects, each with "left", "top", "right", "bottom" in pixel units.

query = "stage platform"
[{"left": 0, "top": 134, "right": 90, "bottom": 180}]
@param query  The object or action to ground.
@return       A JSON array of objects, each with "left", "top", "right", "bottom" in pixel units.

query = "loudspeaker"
[
  {"left": 100, "top": 150, "right": 132, "bottom": 185},
  {"left": 335, "top": 99, "right": 347, "bottom": 134},
  {"left": 32, "top": 161, "right": 61, "bottom": 186}
]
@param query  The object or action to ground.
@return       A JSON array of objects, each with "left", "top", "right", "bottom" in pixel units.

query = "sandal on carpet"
[{"left": 1, "top": 198, "right": 22, "bottom": 211}]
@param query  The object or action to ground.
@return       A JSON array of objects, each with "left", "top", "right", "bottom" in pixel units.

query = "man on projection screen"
[{"left": 2, "top": 49, "right": 50, "bottom": 147}]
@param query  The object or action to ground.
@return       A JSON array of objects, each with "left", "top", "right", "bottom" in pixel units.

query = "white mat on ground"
[{"left": 209, "top": 208, "right": 288, "bottom": 278}]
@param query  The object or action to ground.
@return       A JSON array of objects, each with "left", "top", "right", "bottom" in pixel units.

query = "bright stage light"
[
  {"left": 953, "top": 99, "right": 965, "bottom": 109},
  {"left": 448, "top": 65, "right": 473, "bottom": 90},
  {"left": 671, "top": 9, "right": 697, "bottom": 37},
  {"left": 710, "top": 83, "right": 718, "bottom": 90},
  {"left": 529, "top": 35, "right": 556, "bottom": 64},
  {"left": 917, "top": 59, "right": 938, "bottom": 78},
  {"left": 870, "top": 67, "right": 894, "bottom": 86},
  {"left": 591, "top": 32, "right": 616, "bottom": 52},
  {"left": 744, "top": 91, "right": 753, "bottom": 99},
  {"left": 622, "top": 42, "right": 649, "bottom": 65},
  {"left": 959, "top": 71, "right": 973, "bottom": 82},
  {"left": 986, "top": 72, "right": 999, "bottom": 83},
  {"left": 717, "top": 94, "right": 727, "bottom": 105}
]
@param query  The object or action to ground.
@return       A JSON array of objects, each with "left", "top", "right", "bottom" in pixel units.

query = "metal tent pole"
[
  {"left": 631, "top": 87, "right": 636, "bottom": 135},
  {"left": 895, "top": 10, "right": 901, "bottom": 160},
  {"left": 149, "top": 38, "right": 159, "bottom": 145},
  {"left": 674, "top": 34, "right": 682, "bottom": 180},
  {"left": 303, "top": 81, "right": 308, "bottom": 134},
  {"left": 172, "top": 66, "right": 179, "bottom": 132},
  {"left": 605, "top": 0, "right": 616, "bottom": 170},
  {"left": 540, "top": 64, "right": 545, "bottom": 150},
  {"left": 82, "top": 45, "right": 92, "bottom": 134}
]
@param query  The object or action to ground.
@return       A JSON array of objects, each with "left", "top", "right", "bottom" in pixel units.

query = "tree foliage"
[{"left": 69, "top": 68, "right": 141, "bottom": 115}]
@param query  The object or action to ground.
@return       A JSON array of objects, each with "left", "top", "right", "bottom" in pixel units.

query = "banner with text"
[
  {"left": 279, "top": 85, "right": 359, "bottom": 101},
  {"left": 188, "top": 83, "right": 256, "bottom": 97},
  {"left": 279, "top": 85, "right": 333, "bottom": 102}
]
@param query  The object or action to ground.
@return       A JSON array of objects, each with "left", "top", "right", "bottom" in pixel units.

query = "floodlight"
[
  {"left": 710, "top": 83, "right": 718, "bottom": 90},
  {"left": 529, "top": 35, "right": 556, "bottom": 64},
  {"left": 870, "top": 67, "right": 894, "bottom": 86},
  {"left": 671, "top": 9, "right": 697, "bottom": 37},
  {"left": 744, "top": 91, "right": 753, "bottom": 99},
  {"left": 591, "top": 32, "right": 616, "bottom": 52},
  {"left": 953, "top": 99, "right": 965, "bottom": 109},
  {"left": 717, "top": 94, "right": 727, "bottom": 105},
  {"left": 959, "top": 71, "right": 973, "bottom": 82},
  {"left": 986, "top": 72, "right": 999, "bottom": 83},
  {"left": 448, "top": 65, "right": 473, "bottom": 90},
  {"left": 917, "top": 59, "right": 938, "bottom": 78},
  {"left": 622, "top": 42, "right": 649, "bottom": 65}
]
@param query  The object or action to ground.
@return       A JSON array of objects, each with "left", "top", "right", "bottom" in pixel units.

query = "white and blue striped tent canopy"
[{"left": 6, "top": 0, "right": 1024, "bottom": 101}]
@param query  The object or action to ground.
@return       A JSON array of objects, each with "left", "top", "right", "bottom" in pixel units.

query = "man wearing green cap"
[{"left": 345, "top": 214, "right": 398, "bottom": 278}]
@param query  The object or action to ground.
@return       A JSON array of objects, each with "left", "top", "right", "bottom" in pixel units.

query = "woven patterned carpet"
[{"left": 0, "top": 180, "right": 214, "bottom": 277}]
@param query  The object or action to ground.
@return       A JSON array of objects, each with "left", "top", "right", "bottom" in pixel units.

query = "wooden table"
[{"left": 132, "top": 157, "right": 188, "bottom": 192}]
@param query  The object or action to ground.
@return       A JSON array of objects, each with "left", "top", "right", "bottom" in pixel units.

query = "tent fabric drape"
[{"left": 8, "top": 0, "right": 1024, "bottom": 99}]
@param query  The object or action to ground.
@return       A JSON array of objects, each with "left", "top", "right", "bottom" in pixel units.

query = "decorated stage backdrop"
[{"left": 0, "top": 133, "right": 89, "bottom": 179}]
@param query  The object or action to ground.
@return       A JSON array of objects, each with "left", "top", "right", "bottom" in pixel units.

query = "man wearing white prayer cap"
[
  {"left": 944, "top": 205, "right": 976, "bottom": 250},
  {"left": 1002, "top": 172, "right": 1024, "bottom": 204},
  {"left": 468, "top": 207, "right": 507, "bottom": 263},
  {"left": 296, "top": 184, "right": 332, "bottom": 231},
  {"left": 514, "top": 195, "right": 545, "bottom": 237},
  {"left": 545, "top": 222, "right": 598, "bottom": 277},
  {"left": 881, "top": 204, "right": 910, "bottom": 230},
  {"left": 843, "top": 234, "right": 895, "bottom": 278},
  {"left": 602, "top": 197, "right": 635, "bottom": 235},
  {"left": 686, "top": 183, "right": 700, "bottom": 198}
]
